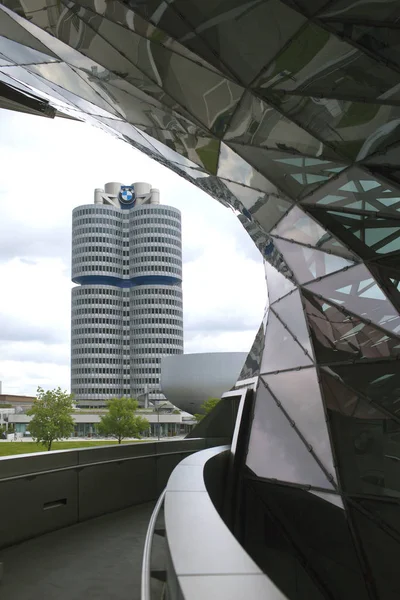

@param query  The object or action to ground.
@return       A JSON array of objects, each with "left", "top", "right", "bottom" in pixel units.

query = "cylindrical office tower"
[
  {"left": 129, "top": 204, "right": 184, "bottom": 403},
  {"left": 71, "top": 183, "right": 183, "bottom": 407}
]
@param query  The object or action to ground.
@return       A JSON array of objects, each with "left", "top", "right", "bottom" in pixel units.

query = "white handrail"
[{"left": 141, "top": 488, "right": 166, "bottom": 600}]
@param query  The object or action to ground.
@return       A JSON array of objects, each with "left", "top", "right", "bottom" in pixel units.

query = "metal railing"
[{"left": 141, "top": 488, "right": 166, "bottom": 600}]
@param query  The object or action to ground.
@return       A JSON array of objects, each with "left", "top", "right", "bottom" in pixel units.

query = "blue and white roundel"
[{"left": 119, "top": 185, "right": 135, "bottom": 204}]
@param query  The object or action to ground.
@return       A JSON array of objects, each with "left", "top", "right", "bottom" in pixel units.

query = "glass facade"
[{"left": 1, "top": 1, "right": 400, "bottom": 597}]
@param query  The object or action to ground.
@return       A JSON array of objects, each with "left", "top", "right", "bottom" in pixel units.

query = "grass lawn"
[{"left": 0, "top": 440, "right": 143, "bottom": 457}]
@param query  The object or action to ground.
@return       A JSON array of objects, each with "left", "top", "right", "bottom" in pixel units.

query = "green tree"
[
  {"left": 194, "top": 397, "right": 220, "bottom": 422},
  {"left": 98, "top": 397, "right": 149, "bottom": 444},
  {"left": 27, "top": 387, "right": 75, "bottom": 451}
]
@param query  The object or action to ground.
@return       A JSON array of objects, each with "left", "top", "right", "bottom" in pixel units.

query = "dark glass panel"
[
  {"left": 257, "top": 23, "right": 400, "bottom": 102},
  {"left": 305, "top": 264, "right": 400, "bottom": 334},
  {"left": 249, "top": 480, "right": 369, "bottom": 600},
  {"left": 167, "top": 0, "right": 306, "bottom": 84},
  {"left": 325, "top": 361, "right": 400, "bottom": 419},
  {"left": 355, "top": 498, "right": 400, "bottom": 538},
  {"left": 246, "top": 380, "right": 334, "bottom": 489},
  {"left": 274, "top": 238, "right": 355, "bottom": 284},
  {"left": 264, "top": 369, "right": 336, "bottom": 480},
  {"left": 328, "top": 389, "right": 400, "bottom": 497},
  {"left": 224, "top": 91, "right": 338, "bottom": 159},
  {"left": 260, "top": 312, "right": 312, "bottom": 374},
  {"left": 229, "top": 142, "right": 345, "bottom": 199},
  {"left": 349, "top": 507, "right": 400, "bottom": 598},
  {"left": 272, "top": 205, "right": 355, "bottom": 259},
  {"left": 320, "top": 370, "right": 385, "bottom": 419},
  {"left": 321, "top": 0, "right": 400, "bottom": 21},
  {"left": 267, "top": 92, "right": 400, "bottom": 160},
  {"left": 272, "top": 289, "right": 313, "bottom": 355},
  {"left": 264, "top": 261, "right": 296, "bottom": 305},
  {"left": 326, "top": 22, "right": 400, "bottom": 71},
  {"left": 303, "top": 291, "right": 400, "bottom": 364}
]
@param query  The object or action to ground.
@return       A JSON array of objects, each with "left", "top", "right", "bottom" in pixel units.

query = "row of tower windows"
[
  {"left": 74, "top": 216, "right": 179, "bottom": 228},
  {"left": 73, "top": 264, "right": 181, "bottom": 275},
  {"left": 73, "top": 297, "right": 182, "bottom": 308},
  {"left": 74, "top": 206, "right": 179, "bottom": 219},
  {"left": 74, "top": 226, "right": 181, "bottom": 239},
  {"left": 72, "top": 254, "right": 181, "bottom": 266}
]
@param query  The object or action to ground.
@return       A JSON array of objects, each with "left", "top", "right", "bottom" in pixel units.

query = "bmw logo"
[{"left": 119, "top": 185, "right": 135, "bottom": 204}]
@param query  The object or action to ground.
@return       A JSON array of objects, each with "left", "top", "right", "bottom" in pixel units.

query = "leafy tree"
[
  {"left": 27, "top": 387, "right": 75, "bottom": 451},
  {"left": 98, "top": 397, "right": 149, "bottom": 444},
  {"left": 194, "top": 397, "right": 220, "bottom": 422}
]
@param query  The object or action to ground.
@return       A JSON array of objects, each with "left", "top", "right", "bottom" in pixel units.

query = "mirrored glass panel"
[
  {"left": 303, "top": 291, "right": 400, "bottom": 364},
  {"left": 264, "top": 261, "right": 296, "bottom": 305},
  {"left": 246, "top": 380, "right": 334, "bottom": 489},
  {"left": 273, "top": 238, "right": 355, "bottom": 284},
  {"left": 260, "top": 312, "right": 313, "bottom": 374},
  {"left": 272, "top": 290, "right": 313, "bottom": 356},
  {"left": 305, "top": 264, "right": 400, "bottom": 335},
  {"left": 272, "top": 205, "right": 356, "bottom": 259},
  {"left": 264, "top": 369, "right": 336, "bottom": 480}
]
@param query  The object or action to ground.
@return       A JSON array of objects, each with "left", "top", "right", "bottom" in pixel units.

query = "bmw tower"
[{"left": 71, "top": 182, "right": 183, "bottom": 407}]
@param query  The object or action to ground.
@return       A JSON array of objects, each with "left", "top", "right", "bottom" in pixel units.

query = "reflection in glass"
[
  {"left": 264, "top": 261, "right": 296, "bottom": 305},
  {"left": 272, "top": 290, "right": 313, "bottom": 356},
  {"left": 272, "top": 205, "right": 355, "bottom": 259},
  {"left": 305, "top": 264, "right": 400, "bottom": 335},
  {"left": 273, "top": 238, "right": 354, "bottom": 284},
  {"left": 246, "top": 380, "right": 334, "bottom": 489},
  {"left": 303, "top": 291, "right": 400, "bottom": 364},
  {"left": 260, "top": 311, "right": 312, "bottom": 374},
  {"left": 264, "top": 369, "right": 336, "bottom": 481}
]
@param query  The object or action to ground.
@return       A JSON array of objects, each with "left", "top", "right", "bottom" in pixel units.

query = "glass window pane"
[
  {"left": 264, "top": 369, "right": 336, "bottom": 481},
  {"left": 305, "top": 264, "right": 400, "bottom": 335},
  {"left": 274, "top": 238, "right": 355, "bottom": 284},
  {"left": 272, "top": 205, "right": 355, "bottom": 259},
  {"left": 309, "top": 491, "right": 344, "bottom": 509},
  {"left": 272, "top": 290, "right": 313, "bottom": 356},
  {"left": 264, "top": 261, "right": 296, "bottom": 305},
  {"left": 246, "top": 380, "right": 334, "bottom": 489},
  {"left": 260, "top": 312, "right": 313, "bottom": 374},
  {"left": 303, "top": 291, "right": 400, "bottom": 363}
]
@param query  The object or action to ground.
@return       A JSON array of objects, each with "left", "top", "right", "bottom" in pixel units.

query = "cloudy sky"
[{"left": 0, "top": 109, "right": 266, "bottom": 396}]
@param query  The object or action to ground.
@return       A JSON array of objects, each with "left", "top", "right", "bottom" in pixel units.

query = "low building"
[
  {"left": 0, "top": 394, "right": 35, "bottom": 410},
  {"left": 9, "top": 410, "right": 195, "bottom": 439}
]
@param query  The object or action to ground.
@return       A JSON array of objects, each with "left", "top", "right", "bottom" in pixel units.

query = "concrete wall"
[{"left": 0, "top": 438, "right": 205, "bottom": 550}]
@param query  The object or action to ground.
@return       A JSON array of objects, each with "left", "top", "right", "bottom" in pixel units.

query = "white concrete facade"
[{"left": 71, "top": 182, "right": 184, "bottom": 406}]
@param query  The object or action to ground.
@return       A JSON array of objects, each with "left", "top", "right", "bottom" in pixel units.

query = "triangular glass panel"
[
  {"left": 264, "top": 369, "right": 336, "bottom": 481},
  {"left": 309, "top": 491, "right": 344, "bottom": 510},
  {"left": 246, "top": 380, "right": 335, "bottom": 489},
  {"left": 302, "top": 166, "right": 400, "bottom": 217},
  {"left": 0, "top": 7, "right": 59, "bottom": 60},
  {"left": 324, "top": 362, "right": 400, "bottom": 421},
  {"left": 326, "top": 374, "right": 400, "bottom": 497},
  {"left": 223, "top": 179, "right": 293, "bottom": 232},
  {"left": 273, "top": 238, "right": 355, "bottom": 284},
  {"left": 302, "top": 290, "right": 400, "bottom": 364},
  {"left": 355, "top": 498, "right": 400, "bottom": 537},
  {"left": 257, "top": 22, "right": 400, "bottom": 103},
  {"left": 223, "top": 89, "right": 338, "bottom": 158},
  {"left": 271, "top": 206, "right": 356, "bottom": 259},
  {"left": 349, "top": 507, "right": 400, "bottom": 597},
  {"left": 237, "top": 323, "right": 265, "bottom": 381},
  {"left": 260, "top": 312, "right": 313, "bottom": 374},
  {"left": 272, "top": 290, "right": 313, "bottom": 356},
  {"left": 229, "top": 143, "right": 345, "bottom": 200},
  {"left": 264, "top": 261, "right": 296, "bottom": 304},
  {"left": 305, "top": 264, "right": 400, "bottom": 335},
  {"left": 321, "top": 370, "right": 392, "bottom": 423},
  {"left": 218, "top": 143, "right": 279, "bottom": 193}
]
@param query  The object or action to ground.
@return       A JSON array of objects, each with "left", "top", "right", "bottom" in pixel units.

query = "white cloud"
[{"left": 0, "top": 110, "right": 266, "bottom": 395}]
